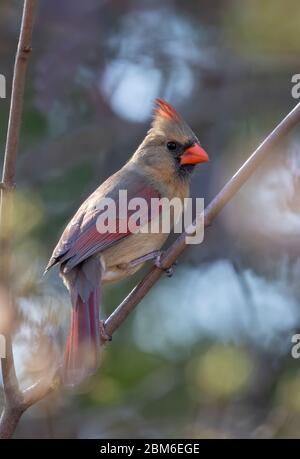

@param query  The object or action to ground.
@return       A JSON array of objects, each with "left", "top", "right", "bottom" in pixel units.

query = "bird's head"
[{"left": 133, "top": 99, "right": 209, "bottom": 181}]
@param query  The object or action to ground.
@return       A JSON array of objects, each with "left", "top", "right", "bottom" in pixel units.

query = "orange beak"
[{"left": 180, "top": 143, "right": 209, "bottom": 165}]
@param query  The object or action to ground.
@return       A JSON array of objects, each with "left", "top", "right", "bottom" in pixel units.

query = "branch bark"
[
  {"left": 103, "top": 101, "right": 300, "bottom": 337},
  {"left": 0, "top": 0, "right": 38, "bottom": 440}
]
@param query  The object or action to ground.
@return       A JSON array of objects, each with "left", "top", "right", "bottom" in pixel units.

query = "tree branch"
[
  {"left": 0, "top": 0, "right": 38, "bottom": 440},
  {"left": 103, "top": 101, "right": 300, "bottom": 338}
]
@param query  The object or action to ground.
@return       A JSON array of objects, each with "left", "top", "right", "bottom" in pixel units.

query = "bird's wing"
[{"left": 45, "top": 172, "right": 161, "bottom": 273}]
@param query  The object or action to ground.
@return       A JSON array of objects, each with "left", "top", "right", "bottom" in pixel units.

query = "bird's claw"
[
  {"left": 165, "top": 266, "right": 174, "bottom": 278},
  {"left": 100, "top": 320, "right": 112, "bottom": 343},
  {"left": 155, "top": 253, "right": 177, "bottom": 277}
]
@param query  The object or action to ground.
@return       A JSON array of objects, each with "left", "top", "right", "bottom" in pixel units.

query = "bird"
[{"left": 45, "top": 99, "right": 209, "bottom": 386}]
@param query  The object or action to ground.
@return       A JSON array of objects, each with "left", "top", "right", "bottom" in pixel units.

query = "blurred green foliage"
[{"left": 225, "top": 0, "right": 300, "bottom": 55}]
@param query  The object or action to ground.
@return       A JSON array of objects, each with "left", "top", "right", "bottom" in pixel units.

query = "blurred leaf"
[
  {"left": 8, "top": 191, "right": 44, "bottom": 241},
  {"left": 276, "top": 371, "right": 300, "bottom": 413},
  {"left": 187, "top": 345, "right": 254, "bottom": 400},
  {"left": 224, "top": 0, "right": 300, "bottom": 55}
]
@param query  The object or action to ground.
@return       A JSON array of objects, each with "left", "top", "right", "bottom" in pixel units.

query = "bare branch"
[
  {"left": 103, "top": 101, "right": 300, "bottom": 338},
  {"left": 0, "top": 0, "right": 38, "bottom": 440},
  {"left": 22, "top": 371, "right": 60, "bottom": 411}
]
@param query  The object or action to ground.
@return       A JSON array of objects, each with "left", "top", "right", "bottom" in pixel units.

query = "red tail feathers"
[{"left": 63, "top": 289, "right": 101, "bottom": 387}]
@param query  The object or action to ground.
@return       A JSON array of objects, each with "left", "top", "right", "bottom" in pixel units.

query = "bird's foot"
[
  {"left": 126, "top": 250, "right": 162, "bottom": 269},
  {"left": 100, "top": 320, "right": 112, "bottom": 343},
  {"left": 126, "top": 250, "right": 177, "bottom": 277},
  {"left": 155, "top": 252, "right": 178, "bottom": 278}
]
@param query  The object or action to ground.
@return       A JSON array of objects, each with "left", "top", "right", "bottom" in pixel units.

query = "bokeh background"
[{"left": 1, "top": 0, "right": 300, "bottom": 438}]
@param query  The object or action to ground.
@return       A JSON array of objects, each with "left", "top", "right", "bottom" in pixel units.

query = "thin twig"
[
  {"left": 103, "top": 101, "right": 300, "bottom": 337},
  {"left": 0, "top": 0, "right": 38, "bottom": 439}
]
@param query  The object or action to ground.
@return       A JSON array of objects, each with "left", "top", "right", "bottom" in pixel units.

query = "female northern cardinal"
[{"left": 46, "top": 99, "right": 209, "bottom": 386}]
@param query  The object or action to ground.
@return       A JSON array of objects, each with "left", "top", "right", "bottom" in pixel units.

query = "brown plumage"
[{"left": 46, "top": 99, "right": 209, "bottom": 386}]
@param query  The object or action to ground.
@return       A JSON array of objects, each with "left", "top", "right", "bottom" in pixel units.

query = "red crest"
[{"left": 154, "top": 98, "right": 180, "bottom": 122}]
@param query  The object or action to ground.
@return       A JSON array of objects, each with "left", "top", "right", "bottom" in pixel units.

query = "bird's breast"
[
  {"left": 100, "top": 230, "right": 168, "bottom": 283},
  {"left": 99, "top": 184, "right": 189, "bottom": 284}
]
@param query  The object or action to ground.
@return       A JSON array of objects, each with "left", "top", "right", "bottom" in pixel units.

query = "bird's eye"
[{"left": 167, "top": 142, "right": 177, "bottom": 151}]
